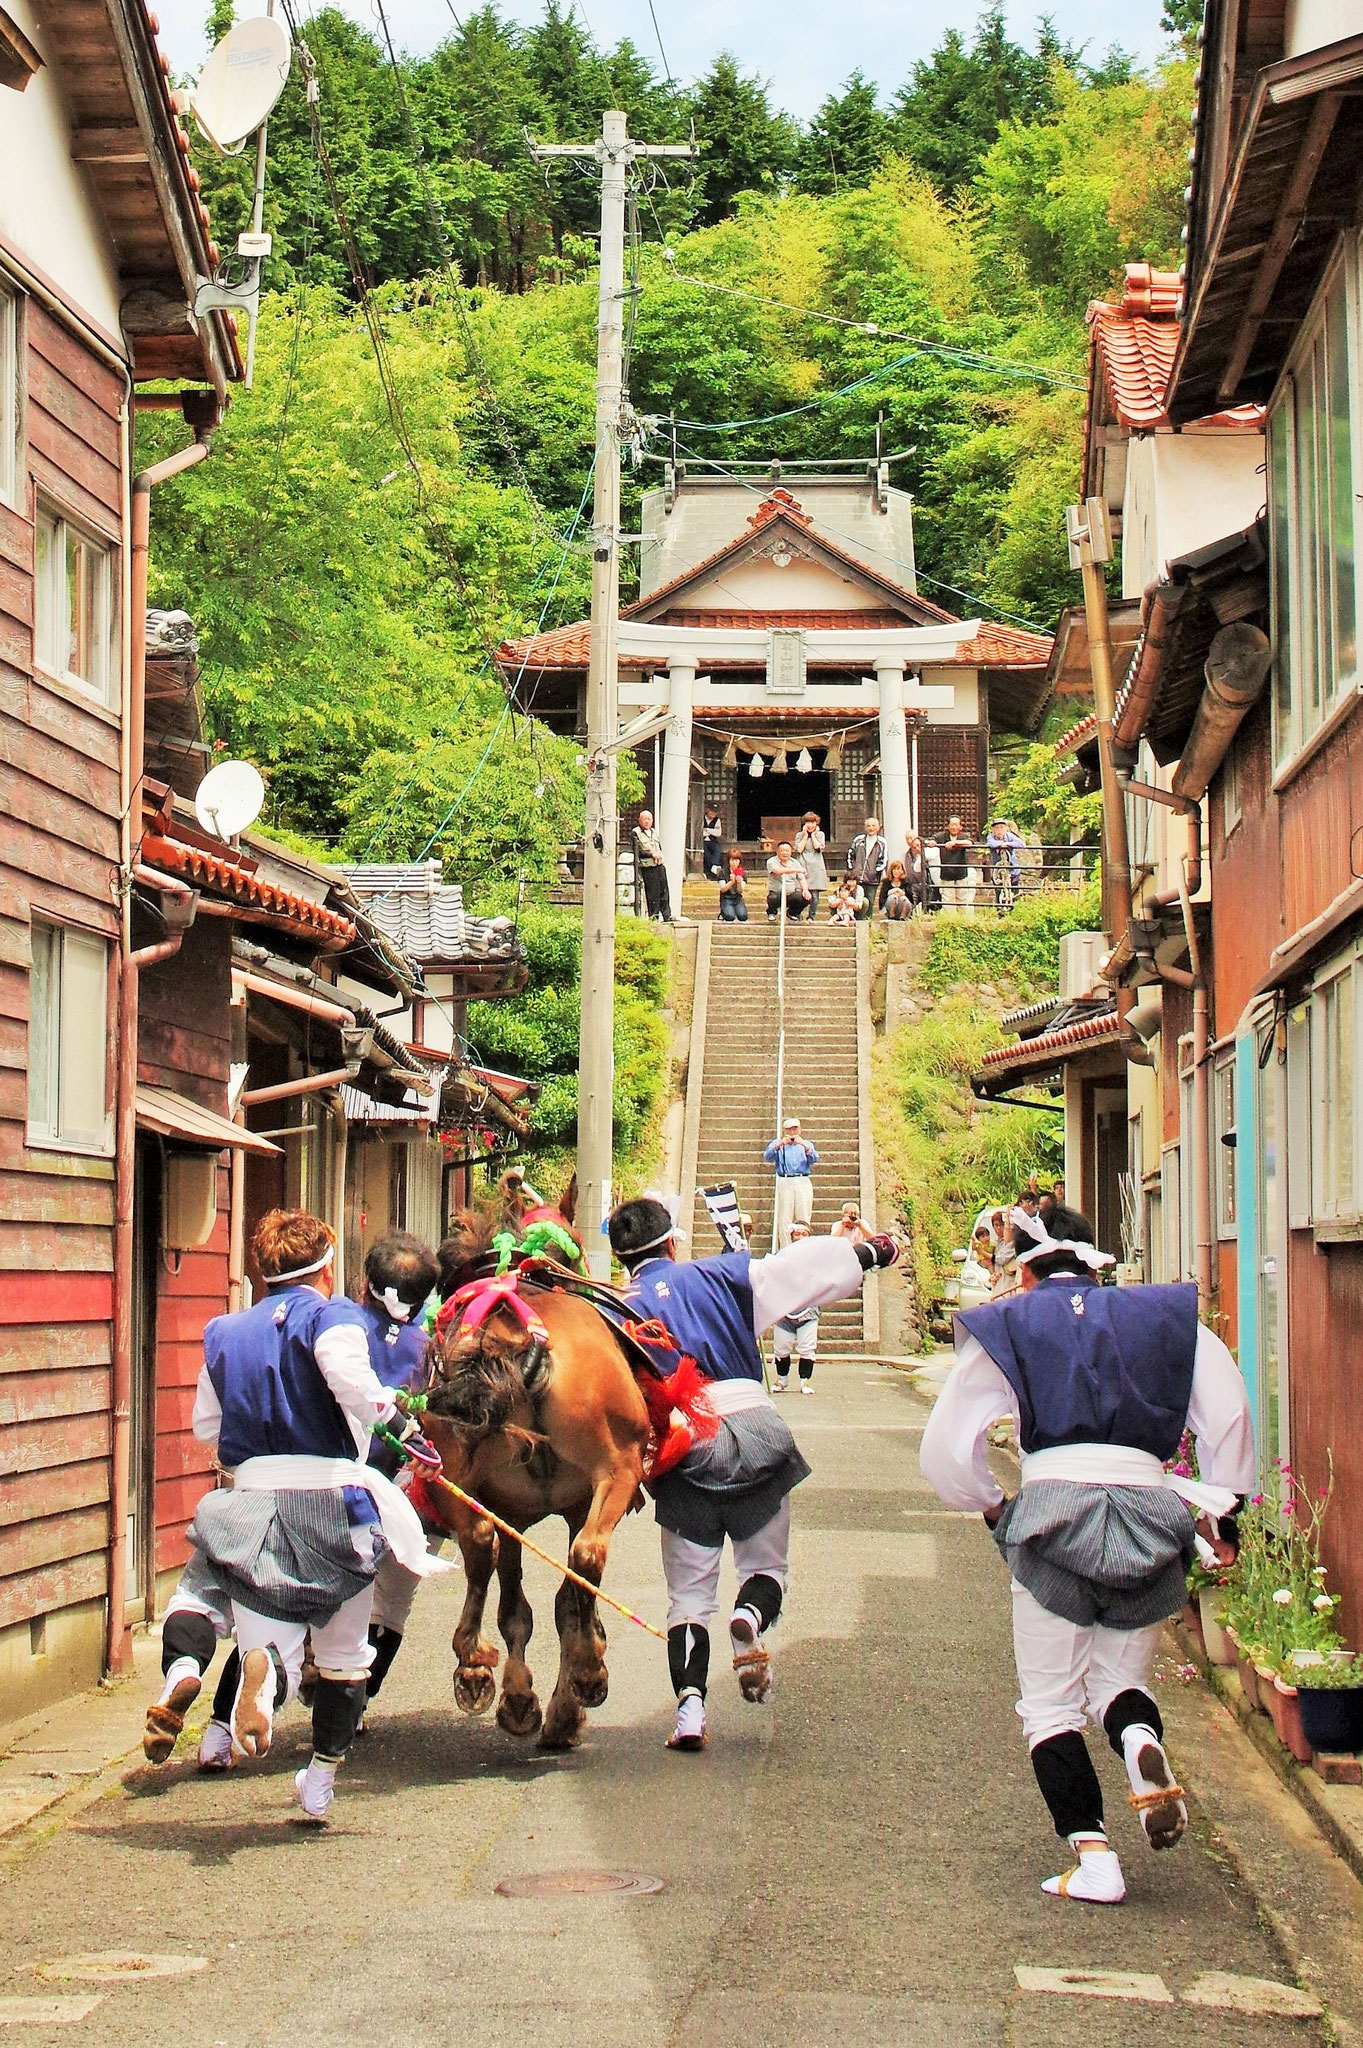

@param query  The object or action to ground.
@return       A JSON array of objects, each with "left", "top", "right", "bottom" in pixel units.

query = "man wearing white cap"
[
  {"left": 764, "top": 1116, "right": 818, "bottom": 1246},
  {"left": 920, "top": 1202, "right": 1254, "bottom": 1905}
]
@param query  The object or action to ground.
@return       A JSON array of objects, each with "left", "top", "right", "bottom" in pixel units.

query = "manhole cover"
[
  {"left": 36, "top": 1954, "right": 208, "bottom": 1985},
  {"left": 495, "top": 1869, "right": 664, "bottom": 1898}
]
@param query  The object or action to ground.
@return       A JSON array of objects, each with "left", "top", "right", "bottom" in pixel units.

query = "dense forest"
[{"left": 147, "top": 3, "right": 1196, "bottom": 877}]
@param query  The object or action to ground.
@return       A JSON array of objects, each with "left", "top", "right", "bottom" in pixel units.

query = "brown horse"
[{"left": 422, "top": 1206, "right": 650, "bottom": 1750}]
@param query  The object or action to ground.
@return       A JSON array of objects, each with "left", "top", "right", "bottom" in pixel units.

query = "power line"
[{"left": 644, "top": 0, "right": 674, "bottom": 83}]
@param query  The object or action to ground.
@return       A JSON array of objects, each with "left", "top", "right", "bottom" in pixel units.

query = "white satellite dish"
[
  {"left": 191, "top": 15, "right": 291, "bottom": 156},
  {"left": 195, "top": 759, "right": 266, "bottom": 841}
]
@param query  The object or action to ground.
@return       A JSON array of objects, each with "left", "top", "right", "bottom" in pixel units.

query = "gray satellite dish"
[
  {"left": 191, "top": 15, "right": 291, "bottom": 156},
  {"left": 194, "top": 759, "right": 266, "bottom": 841}
]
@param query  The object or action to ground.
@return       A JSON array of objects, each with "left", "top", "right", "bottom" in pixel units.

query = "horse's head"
[{"left": 436, "top": 1209, "right": 499, "bottom": 1298}]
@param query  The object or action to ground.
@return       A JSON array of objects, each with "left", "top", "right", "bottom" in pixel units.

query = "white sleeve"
[
  {"left": 314, "top": 1321, "right": 399, "bottom": 1457},
  {"left": 918, "top": 1334, "right": 1017, "bottom": 1511},
  {"left": 748, "top": 1236, "right": 865, "bottom": 1336},
  {"left": 191, "top": 1366, "right": 222, "bottom": 1446},
  {"left": 1186, "top": 1324, "right": 1257, "bottom": 1495}
]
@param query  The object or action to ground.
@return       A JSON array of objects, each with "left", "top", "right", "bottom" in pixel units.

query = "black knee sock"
[
  {"left": 798, "top": 1358, "right": 814, "bottom": 1381},
  {"left": 735, "top": 1572, "right": 783, "bottom": 1633},
  {"left": 667, "top": 1623, "right": 710, "bottom": 1700},
  {"left": 312, "top": 1677, "right": 368, "bottom": 1760},
  {"left": 1030, "top": 1731, "right": 1105, "bottom": 1839},
  {"left": 365, "top": 1625, "right": 403, "bottom": 1701},
  {"left": 161, "top": 1610, "right": 217, "bottom": 1678},
  {"left": 212, "top": 1648, "right": 240, "bottom": 1721},
  {"left": 1103, "top": 1688, "right": 1163, "bottom": 1755}
]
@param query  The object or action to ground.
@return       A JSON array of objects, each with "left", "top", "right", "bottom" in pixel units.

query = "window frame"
[
  {"left": 1268, "top": 235, "right": 1362, "bottom": 781},
  {"left": 26, "top": 918, "right": 115, "bottom": 1157},
  {"left": 0, "top": 276, "right": 17, "bottom": 512},
  {"left": 1213, "top": 1050, "right": 1237, "bottom": 1238},
  {"left": 1308, "top": 941, "right": 1363, "bottom": 1240},
  {"left": 33, "top": 496, "right": 117, "bottom": 706},
  {"left": 1221, "top": 731, "right": 1242, "bottom": 838}
]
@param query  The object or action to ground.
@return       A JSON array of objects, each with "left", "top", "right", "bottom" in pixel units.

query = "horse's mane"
[{"left": 436, "top": 1208, "right": 499, "bottom": 1298}]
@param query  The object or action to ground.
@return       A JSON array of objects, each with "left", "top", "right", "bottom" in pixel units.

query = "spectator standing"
[
  {"left": 766, "top": 841, "right": 813, "bottom": 921},
  {"left": 935, "top": 815, "right": 975, "bottom": 911},
  {"left": 846, "top": 816, "right": 886, "bottom": 913},
  {"left": 718, "top": 848, "right": 748, "bottom": 922},
  {"left": 794, "top": 813, "right": 829, "bottom": 920},
  {"left": 985, "top": 817, "right": 1025, "bottom": 901},
  {"left": 702, "top": 807, "right": 726, "bottom": 880},
  {"left": 632, "top": 810, "right": 673, "bottom": 924},
  {"left": 764, "top": 1115, "right": 818, "bottom": 1245},
  {"left": 770, "top": 1221, "right": 821, "bottom": 1394},
  {"left": 879, "top": 860, "right": 911, "bottom": 920}
]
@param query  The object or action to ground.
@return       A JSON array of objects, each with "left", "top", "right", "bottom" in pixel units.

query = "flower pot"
[
  {"left": 1270, "top": 1677, "right": 1314, "bottom": 1763},
  {"left": 1297, "top": 1686, "right": 1363, "bottom": 1755},
  {"left": 1198, "top": 1588, "right": 1234, "bottom": 1667},
  {"left": 1182, "top": 1598, "right": 1205, "bottom": 1651},
  {"left": 1232, "top": 1642, "right": 1261, "bottom": 1710}
]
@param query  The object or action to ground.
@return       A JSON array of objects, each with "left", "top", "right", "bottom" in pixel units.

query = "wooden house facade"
[{"left": 0, "top": 0, "right": 239, "bottom": 1716}]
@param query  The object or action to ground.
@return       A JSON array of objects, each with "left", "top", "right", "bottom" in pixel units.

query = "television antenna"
[
  {"left": 194, "top": 759, "right": 266, "bottom": 841},
  {"left": 189, "top": 9, "right": 293, "bottom": 386}
]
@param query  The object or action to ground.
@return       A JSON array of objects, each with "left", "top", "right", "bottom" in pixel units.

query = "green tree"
[
  {"left": 795, "top": 72, "right": 890, "bottom": 195},
  {"left": 689, "top": 55, "right": 799, "bottom": 225},
  {"left": 888, "top": 7, "right": 1073, "bottom": 195}
]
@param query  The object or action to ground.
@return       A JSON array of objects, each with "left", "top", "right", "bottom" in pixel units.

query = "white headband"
[
  {"left": 618, "top": 1190, "right": 689, "bottom": 1255},
  {"left": 270, "top": 1244, "right": 335, "bottom": 1284},
  {"left": 1009, "top": 1206, "right": 1115, "bottom": 1273}
]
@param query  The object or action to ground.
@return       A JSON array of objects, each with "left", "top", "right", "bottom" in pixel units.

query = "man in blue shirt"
[
  {"left": 764, "top": 1115, "right": 819, "bottom": 1246},
  {"left": 610, "top": 1193, "right": 896, "bottom": 1752}
]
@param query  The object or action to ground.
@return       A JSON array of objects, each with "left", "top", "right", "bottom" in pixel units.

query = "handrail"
[{"left": 771, "top": 877, "right": 788, "bottom": 1253}]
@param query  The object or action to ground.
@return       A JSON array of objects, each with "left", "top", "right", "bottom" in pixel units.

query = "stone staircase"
[{"left": 685, "top": 918, "right": 869, "bottom": 1350}]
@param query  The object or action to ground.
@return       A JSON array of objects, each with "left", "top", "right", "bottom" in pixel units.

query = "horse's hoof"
[
  {"left": 539, "top": 1699, "right": 586, "bottom": 1750},
  {"left": 496, "top": 1691, "right": 543, "bottom": 1740},
  {"left": 571, "top": 1666, "right": 609, "bottom": 1709},
  {"left": 454, "top": 1665, "right": 497, "bottom": 1715}
]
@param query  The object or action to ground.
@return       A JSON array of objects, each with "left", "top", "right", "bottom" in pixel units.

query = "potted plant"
[
  {"left": 1294, "top": 1657, "right": 1363, "bottom": 1755},
  {"left": 1267, "top": 1673, "right": 1314, "bottom": 1762},
  {"left": 1221, "top": 1460, "right": 1344, "bottom": 1721}
]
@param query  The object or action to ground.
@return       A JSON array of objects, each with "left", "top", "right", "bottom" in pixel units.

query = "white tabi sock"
[
  {"left": 294, "top": 1754, "right": 340, "bottom": 1823},
  {"left": 197, "top": 1720, "right": 234, "bottom": 1772},
  {"left": 158, "top": 1656, "right": 201, "bottom": 1706},
  {"left": 1042, "top": 1833, "right": 1126, "bottom": 1904},
  {"left": 1121, "top": 1724, "right": 1187, "bottom": 1849}
]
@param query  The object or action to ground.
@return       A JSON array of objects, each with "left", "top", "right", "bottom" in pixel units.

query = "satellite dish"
[
  {"left": 195, "top": 759, "right": 266, "bottom": 841},
  {"left": 191, "top": 15, "right": 291, "bottom": 156}
]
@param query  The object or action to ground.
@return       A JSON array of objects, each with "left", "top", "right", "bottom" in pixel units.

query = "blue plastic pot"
[{"left": 1296, "top": 1685, "right": 1363, "bottom": 1755}]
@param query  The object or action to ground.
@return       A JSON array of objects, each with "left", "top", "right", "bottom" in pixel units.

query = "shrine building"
[{"left": 497, "top": 461, "right": 1054, "bottom": 906}]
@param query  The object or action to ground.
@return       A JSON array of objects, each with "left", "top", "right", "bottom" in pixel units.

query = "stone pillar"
[
  {"left": 658, "top": 661, "right": 695, "bottom": 918},
  {"left": 876, "top": 662, "right": 910, "bottom": 861}
]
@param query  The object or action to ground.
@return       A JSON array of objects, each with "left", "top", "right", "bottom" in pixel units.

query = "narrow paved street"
[{"left": 1, "top": 1355, "right": 1358, "bottom": 2048}]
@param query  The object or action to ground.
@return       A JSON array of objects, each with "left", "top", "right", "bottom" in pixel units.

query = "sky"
[{"left": 151, "top": 0, "right": 1171, "bottom": 118}]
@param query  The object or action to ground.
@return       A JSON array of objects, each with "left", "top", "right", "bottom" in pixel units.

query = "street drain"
[
  {"left": 36, "top": 1954, "right": 208, "bottom": 1985},
  {"left": 495, "top": 1869, "right": 664, "bottom": 1898}
]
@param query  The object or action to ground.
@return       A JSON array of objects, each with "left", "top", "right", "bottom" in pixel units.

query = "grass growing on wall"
[
  {"left": 874, "top": 1005, "right": 1063, "bottom": 1333},
  {"left": 919, "top": 880, "right": 1102, "bottom": 999}
]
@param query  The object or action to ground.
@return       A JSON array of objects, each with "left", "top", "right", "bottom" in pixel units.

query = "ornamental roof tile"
[
  {"left": 1087, "top": 263, "right": 1263, "bottom": 435},
  {"left": 978, "top": 1009, "right": 1122, "bottom": 1070},
  {"left": 141, "top": 833, "right": 357, "bottom": 946},
  {"left": 498, "top": 616, "right": 1052, "bottom": 674}
]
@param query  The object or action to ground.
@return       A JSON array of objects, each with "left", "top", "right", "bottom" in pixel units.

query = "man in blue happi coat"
[
  {"left": 609, "top": 1192, "right": 897, "bottom": 1753},
  {"left": 921, "top": 1203, "right": 1254, "bottom": 1905}
]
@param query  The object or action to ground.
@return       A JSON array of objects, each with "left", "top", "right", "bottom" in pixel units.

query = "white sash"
[
  {"left": 232, "top": 1454, "right": 456, "bottom": 1579},
  {"left": 1019, "top": 1443, "right": 1240, "bottom": 1565}
]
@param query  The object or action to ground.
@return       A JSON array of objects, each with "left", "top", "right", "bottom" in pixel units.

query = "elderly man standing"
[
  {"left": 764, "top": 1115, "right": 818, "bottom": 1246},
  {"left": 632, "top": 809, "right": 672, "bottom": 923}
]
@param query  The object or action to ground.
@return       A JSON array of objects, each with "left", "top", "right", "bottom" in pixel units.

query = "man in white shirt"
[{"left": 920, "top": 1203, "right": 1253, "bottom": 1905}]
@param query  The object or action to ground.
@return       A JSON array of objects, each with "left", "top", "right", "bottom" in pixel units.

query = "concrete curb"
[{"left": 1172, "top": 1619, "right": 1363, "bottom": 1888}]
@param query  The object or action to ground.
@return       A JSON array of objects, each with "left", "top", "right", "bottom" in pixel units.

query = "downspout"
[
  {"left": 1073, "top": 505, "right": 1135, "bottom": 1020},
  {"left": 108, "top": 429, "right": 213, "bottom": 1677},
  {"left": 1176, "top": 803, "right": 1213, "bottom": 1317},
  {"left": 330, "top": 1094, "right": 349, "bottom": 1297}
]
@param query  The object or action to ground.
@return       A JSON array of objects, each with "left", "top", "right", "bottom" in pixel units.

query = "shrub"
[{"left": 919, "top": 879, "right": 1102, "bottom": 999}]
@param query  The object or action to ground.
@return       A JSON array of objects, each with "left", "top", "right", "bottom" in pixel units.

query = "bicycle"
[{"left": 990, "top": 849, "right": 1017, "bottom": 915}]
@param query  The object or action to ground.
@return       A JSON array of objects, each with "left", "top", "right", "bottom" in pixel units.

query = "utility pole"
[
  {"left": 1066, "top": 496, "right": 1134, "bottom": 1019},
  {"left": 530, "top": 112, "right": 694, "bottom": 1276}
]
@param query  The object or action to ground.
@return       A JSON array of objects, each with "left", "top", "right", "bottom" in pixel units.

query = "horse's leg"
[
  {"left": 450, "top": 1507, "right": 500, "bottom": 1715},
  {"left": 540, "top": 1461, "right": 641, "bottom": 1747},
  {"left": 494, "top": 1532, "right": 541, "bottom": 1739}
]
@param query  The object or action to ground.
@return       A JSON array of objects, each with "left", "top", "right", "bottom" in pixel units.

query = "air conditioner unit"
[{"left": 1058, "top": 930, "right": 1107, "bottom": 1003}]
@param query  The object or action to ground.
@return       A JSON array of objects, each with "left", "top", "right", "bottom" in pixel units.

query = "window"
[
  {"left": 1214, "top": 1053, "right": 1236, "bottom": 1236},
  {"left": 0, "top": 279, "right": 16, "bottom": 509},
  {"left": 1312, "top": 950, "right": 1358, "bottom": 1229},
  {"left": 1270, "top": 244, "right": 1360, "bottom": 771},
  {"left": 27, "top": 921, "right": 112, "bottom": 1153},
  {"left": 34, "top": 501, "right": 115, "bottom": 702},
  {"left": 1161, "top": 1144, "right": 1183, "bottom": 1281}
]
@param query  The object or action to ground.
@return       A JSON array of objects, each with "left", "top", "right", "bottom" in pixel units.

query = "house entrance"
[{"left": 735, "top": 762, "right": 831, "bottom": 844}]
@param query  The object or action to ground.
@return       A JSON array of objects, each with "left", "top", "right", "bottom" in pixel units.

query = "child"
[{"left": 770, "top": 1221, "right": 821, "bottom": 1394}]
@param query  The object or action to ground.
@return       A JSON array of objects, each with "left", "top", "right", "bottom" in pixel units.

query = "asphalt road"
[{"left": 0, "top": 1358, "right": 1354, "bottom": 2047}]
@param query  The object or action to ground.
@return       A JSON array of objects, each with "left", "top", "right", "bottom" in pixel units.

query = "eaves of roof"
[
  {"left": 498, "top": 615, "right": 1052, "bottom": 676},
  {"left": 973, "top": 1009, "right": 1123, "bottom": 1091},
  {"left": 142, "top": 833, "right": 357, "bottom": 948}
]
